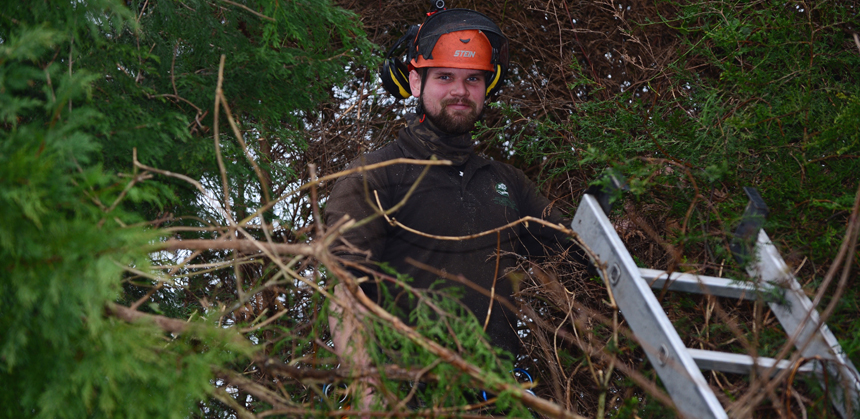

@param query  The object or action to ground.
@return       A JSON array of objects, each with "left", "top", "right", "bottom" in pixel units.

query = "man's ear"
[{"left": 408, "top": 70, "right": 422, "bottom": 98}]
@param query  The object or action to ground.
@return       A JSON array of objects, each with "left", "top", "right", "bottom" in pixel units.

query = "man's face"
[{"left": 410, "top": 67, "right": 486, "bottom": 135}]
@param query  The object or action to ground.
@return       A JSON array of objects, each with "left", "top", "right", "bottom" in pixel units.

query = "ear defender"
[
  {"left": 485, "top": 63, "right": 504, "bottom": 96},
  {"left": 380, "top": 25, "right": 420, "bottom": 99},
  {"left": 381, "top": 57, "right": 411, "bottom": 99}
]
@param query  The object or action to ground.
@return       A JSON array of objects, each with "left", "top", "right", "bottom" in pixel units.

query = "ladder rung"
[
  {"left": 688, "top": 348, "right": 815, "bottom": 375},
  {"left": 573, "top": 193, "right": 860, "bottom": 419},
  {"left": 639, "top": 268, "right": 770, "bottom": 300}
]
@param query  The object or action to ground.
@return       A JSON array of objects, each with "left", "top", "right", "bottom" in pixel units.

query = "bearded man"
[{"left": 324, "top": 7, "right": 580, "bottom": 412}]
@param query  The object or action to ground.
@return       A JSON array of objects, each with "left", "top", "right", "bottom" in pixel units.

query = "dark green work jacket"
[{"left": 325, "top": 114, "right": 572, "bottom": 356}]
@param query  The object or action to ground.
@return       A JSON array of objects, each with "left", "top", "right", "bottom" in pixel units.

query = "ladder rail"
[
  {"left": 752, "top": 230, "right": 860, "bottom": 417},
  {"left": 572, "top": 194, "right": 728, "bottom": 419},
  {"left": 571, "top": 191, "right": 860, "bottom": 418}
]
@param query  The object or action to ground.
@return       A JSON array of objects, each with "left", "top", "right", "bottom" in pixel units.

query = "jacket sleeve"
[
  {"left": 513, "top": 169, "right": 591, "bottom": 267},
  {"left": 324, "top": 163, "right": 392, "bottom": 298}
]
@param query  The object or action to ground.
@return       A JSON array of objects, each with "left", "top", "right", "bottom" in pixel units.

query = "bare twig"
[
  {"left": 136, "top": 0, "right": 150, "bottom": 23},
  {"left": 482, "top": 232, "right": 501, "bottom": 332},
  {"left": 213, "top": 54, "right": 234, "bottom": 224},
  {"left": 218, "top": 0, "right": 275, "bottom": 22},
  {"left": 105, "top": 171, "right": 152, "bottom": 214},
  {"left": 171, "top": 40, "right": 178, "bottom": 96},
  {"left": 213, "top": 387, "right": 257, "bottom": 419},
  {"left": 129, "top": 283, "right": 163, "bottom": 311},
  {"left": 150, "top": 93, "right": 203, "bottom": 114},
  {"left": 323, "top": 252, "right": 588, "bottom": 419},
  {"left": 108, "top": 303, "right": 191, "bottom": 334},
  {"left": 217, "top": 83, "right": 272, "bottom": 205},
  {"left": 159, "top": 238, "right": 313, "bottom": 256},
  {"left": 133, "top": 148, "right": 230, "bottom": 222},
  {"left": 240, "top": 158, "right": 451, "bottom": 227}
]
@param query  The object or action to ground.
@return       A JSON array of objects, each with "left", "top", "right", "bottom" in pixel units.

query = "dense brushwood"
[{"left": 2, "top": 0, "right": 858, "bottom": 418}]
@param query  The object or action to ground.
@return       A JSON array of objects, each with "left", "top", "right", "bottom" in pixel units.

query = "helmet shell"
[
  {"left": 408, "top": 9, "right": 508, "bottom": 76},
  {"left": 410, "top": 29, "right": 494, "bottom": 71},
  {"left": 379, "top": 8, "right": 509, "bottom": 99}
]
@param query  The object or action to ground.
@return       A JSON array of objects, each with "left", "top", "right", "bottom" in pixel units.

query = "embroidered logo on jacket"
[{"left": 493, "top": 183, "right": 517, "bottom": 211}]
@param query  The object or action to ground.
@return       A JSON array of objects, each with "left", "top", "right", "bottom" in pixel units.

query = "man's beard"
[{"left": 421, "top": 97, "right": 482, "bottom": 135}]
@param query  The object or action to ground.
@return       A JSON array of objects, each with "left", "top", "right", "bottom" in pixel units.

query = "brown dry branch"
[
  {"left": 406, "top": 257, "right": 683, "bottom": 415},
  {"left": 109, "top": 302, "right": 192, "bottom": 334},
  {"left": 260, "top": 358, "right": 441, "bottom": 384},
  {"left": 216, "top": 55, "right": 272, "bottom": 205},
  {"left": 129, "top": 123, "right": 596, "bottom": 417},
  {"left": 212, "top": 54, "right": 235, "bottom": 226},
  {"left": 323, "top": 251, "right": 589, "bottom": 419},
  {"left": 159, "top": 238, "right": 314, "bottom": 256},
  {"left": 218, "top": 0, "right": 275, "bottom": 22},
  {"left": 239, "top": 157, "right": 452, "bottom": 227}
]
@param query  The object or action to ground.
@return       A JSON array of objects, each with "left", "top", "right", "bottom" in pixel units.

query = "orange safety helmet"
[
  {"left": 409, "top": 29, "right": 494, "bottom": 71},
  {"left": 381, "top": 9, "right": 509, "bottom": 99}
]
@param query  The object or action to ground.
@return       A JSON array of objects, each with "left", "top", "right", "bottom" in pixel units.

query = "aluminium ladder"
[{"left": 569, "top": 186, "right": 860, "bottom": 419}]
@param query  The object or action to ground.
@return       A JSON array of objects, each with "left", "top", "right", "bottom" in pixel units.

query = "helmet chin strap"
[
  {"left": 416, "top": 67, "right": 429, "bottom": 121},
  {"left": 420, "top": 67, "right": 428, "bottom": 96}
]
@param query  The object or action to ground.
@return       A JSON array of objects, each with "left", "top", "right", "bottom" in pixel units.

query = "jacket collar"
[{"left": 398, "top": 113, "right": 475, "bottom": 166}]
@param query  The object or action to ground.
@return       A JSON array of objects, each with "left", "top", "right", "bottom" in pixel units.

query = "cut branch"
[{"left": 158, "top": 238, "right": 313, "bottom": 256}]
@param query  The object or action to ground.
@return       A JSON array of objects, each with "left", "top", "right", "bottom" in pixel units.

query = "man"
[{"left": 324, "top": 7, "right": 576, "bottom": 411}]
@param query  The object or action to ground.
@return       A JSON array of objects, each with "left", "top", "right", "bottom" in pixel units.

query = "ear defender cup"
[
  {"left": 380, "top": 25, "right": 420, "bottom": 99},
  {"left": 485, "top": 63, "right": 504, "bottom": 96},
  {"left": 381, "top": 57, "right": 411, "bottom": 99}
]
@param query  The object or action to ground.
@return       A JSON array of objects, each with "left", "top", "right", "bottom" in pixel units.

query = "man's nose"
[{"left": 450, "top": 79, "right": 469, "bottom": 97}]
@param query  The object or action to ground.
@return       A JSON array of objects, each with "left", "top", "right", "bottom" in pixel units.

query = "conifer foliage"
[
  {"left": 0, "top": 0, "right": 375, "bottom": 417},
  {"left": 0, "top": 14, "right": 244, "bottom": 419}
]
